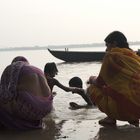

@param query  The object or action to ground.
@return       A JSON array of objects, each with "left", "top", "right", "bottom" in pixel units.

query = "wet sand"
[{"left": 0, "top": 112, "right": 140, "bottom": 140}]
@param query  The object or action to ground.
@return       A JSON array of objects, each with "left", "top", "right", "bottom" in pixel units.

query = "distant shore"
[
  {"left": 0, "top": 42, "right": 140, "bottom": 51},
  {"left": 0, "top": 46, "right": 48, "bottom": 51}
]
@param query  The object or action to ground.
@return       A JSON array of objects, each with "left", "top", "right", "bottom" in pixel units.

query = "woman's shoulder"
[{"left": 22, "top": 65, "right": 44, "bottom": 76}]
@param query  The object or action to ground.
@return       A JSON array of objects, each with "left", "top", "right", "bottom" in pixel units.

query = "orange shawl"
[{"left": 88, "top": 48, "right": 140, "bottom": 121}]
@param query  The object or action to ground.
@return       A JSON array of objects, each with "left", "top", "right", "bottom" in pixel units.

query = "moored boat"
[{"left": 48, "top": 49, "right": 105, "bottom": 62}]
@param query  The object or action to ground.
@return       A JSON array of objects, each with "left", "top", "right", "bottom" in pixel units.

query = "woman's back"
[{"left": 17, "top": 65, "right": 51, "bottom": 97}]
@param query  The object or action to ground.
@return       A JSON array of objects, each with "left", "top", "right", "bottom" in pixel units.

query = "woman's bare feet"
[
  {"left": 128, "top": 120, "right": 139, "bottom": 127},
  {"left": 99, "top": 117, "right": 116, "bottom": 126}
]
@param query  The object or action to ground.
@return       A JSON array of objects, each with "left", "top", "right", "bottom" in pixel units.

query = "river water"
[{"left": 0, "top": 45, "right": 140, "bottom": 140}]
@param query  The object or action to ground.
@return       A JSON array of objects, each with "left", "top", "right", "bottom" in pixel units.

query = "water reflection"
[
  {"left": 95, "top": 126, "right": 140, "bottom": 140},
  {"left": 0, "top": 118, "right": 65, "bottom": 140}
]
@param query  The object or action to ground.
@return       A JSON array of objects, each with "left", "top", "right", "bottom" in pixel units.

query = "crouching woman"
[
  {"left": 87, "top": 31, "right": 140, "bottom": 127},
  {"left": 0, "top": 56, "right": 53, "bottom": 130}
]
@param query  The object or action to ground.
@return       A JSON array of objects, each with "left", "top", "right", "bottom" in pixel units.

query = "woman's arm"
[{"left": 87, "top": 76, "right": 97, "bottom": 85}]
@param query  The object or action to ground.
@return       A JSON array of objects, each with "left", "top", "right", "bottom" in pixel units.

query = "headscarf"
[{"left": 11, "top": 56, "right": 29, "bottom": 64}]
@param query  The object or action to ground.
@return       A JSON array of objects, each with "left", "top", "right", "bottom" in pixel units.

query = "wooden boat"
[{"left": 48, "top": 49, "right": 105, "bottom": 62}]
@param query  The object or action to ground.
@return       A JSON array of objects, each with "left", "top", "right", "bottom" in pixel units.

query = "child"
[
  {"left": 44, "top": 62, "right": 78, "bottom": 94},
  {"left": 69, "top": 76, "right": 93, "bottom": 109}
]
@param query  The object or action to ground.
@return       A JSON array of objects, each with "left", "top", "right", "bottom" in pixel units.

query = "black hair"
[
  {"left": 69, "top": 76, "right": 83, "bottom": 88},
  {"left": 104, "top": 31, "right": 129, "bottom": 49},
  {"left": 44, "top": 62, "right": 58, "bottom": 74}
]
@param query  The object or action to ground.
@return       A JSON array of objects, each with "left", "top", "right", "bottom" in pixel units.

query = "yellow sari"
[{"left": 87, "top": 48, "right": 140, "bottom": 121}]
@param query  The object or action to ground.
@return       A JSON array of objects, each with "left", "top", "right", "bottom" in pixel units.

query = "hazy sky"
[{"left": 0, "top": 0, "right": 140, "bottom": 48}]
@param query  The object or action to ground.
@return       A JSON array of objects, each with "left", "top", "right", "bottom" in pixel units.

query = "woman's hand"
[{"left": 87, "top": 76, "right": 97, "bottom": 85}]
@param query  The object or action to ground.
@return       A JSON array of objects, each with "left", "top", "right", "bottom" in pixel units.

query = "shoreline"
[{"left": 1, "top": 117, "right": 140, "bottom": 140}]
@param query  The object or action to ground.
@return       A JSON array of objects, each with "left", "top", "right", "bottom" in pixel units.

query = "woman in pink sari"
[{"left": 0, "top": 56, "right": 53, "bottom": 130}]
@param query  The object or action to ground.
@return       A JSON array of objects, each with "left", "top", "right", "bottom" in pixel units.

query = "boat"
[{"left": 48, "top": 48, "right": 105, "bottom": 62}]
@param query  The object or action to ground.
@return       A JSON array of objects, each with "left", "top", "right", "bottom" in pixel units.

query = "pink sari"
[{"left": 0, "top": 60, "right": 53, "bottom": 130}]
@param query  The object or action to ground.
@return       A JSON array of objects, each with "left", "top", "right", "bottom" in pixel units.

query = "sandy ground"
[{"left": 0, "top": 116, "right": 140, "bottom": 140}]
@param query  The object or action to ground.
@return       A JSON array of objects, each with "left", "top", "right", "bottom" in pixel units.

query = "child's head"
[
  {"left": 69, "top": 76, "right": 83, "bottom": 88},
  {"left": 44, "top": 62, "right": 58, "bottom": 77}
]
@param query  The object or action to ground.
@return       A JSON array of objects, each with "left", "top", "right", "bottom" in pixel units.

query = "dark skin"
[
  {"left": 15, "top": 65, "right": 51, "bottom": 97},
  {"left": 44, "top": 70, "right": 78, "bottom": 93},
  {"left": 68, "top": 79, "right": 94, "bottom": 109},
  {"left": 71, "top": 87, "right": 93, "bottom": 106},
  {"left": 44, "top": 69, "right": 93, "bottom": 108}
]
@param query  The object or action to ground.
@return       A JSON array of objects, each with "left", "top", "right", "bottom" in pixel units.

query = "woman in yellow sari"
[{"left": 87, "top": 31, "right": 140, "bottom": 127}]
